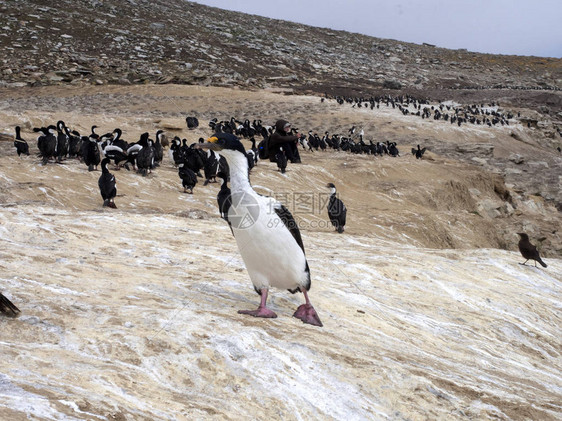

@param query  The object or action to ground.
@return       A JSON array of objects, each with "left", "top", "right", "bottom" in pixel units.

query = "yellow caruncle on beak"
[{"left": 207, "top": 137, "right": 218, "bottom": 143}]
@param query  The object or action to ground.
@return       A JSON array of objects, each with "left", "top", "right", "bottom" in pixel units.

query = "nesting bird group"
[
  {"left": 13, "top": 121, "right": 170, "bottom": 209},
  {"left": 326, "top": 93, "right": 515, "bottom": 128},
  {"left": 300, "top": 129, "right": 401, "bottom": 157}
]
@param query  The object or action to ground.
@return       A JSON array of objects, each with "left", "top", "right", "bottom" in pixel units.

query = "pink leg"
[
  {"left": 293, "top": 289, "right": 323, "bottom": 327},
  {"left": 238, "top": 288, "right": 277, "bottom": 318}
]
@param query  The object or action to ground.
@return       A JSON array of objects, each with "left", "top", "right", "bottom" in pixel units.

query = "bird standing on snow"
[
  {"left": 35, "top": 125, "right": 57, "bottom": 165},
  {"left": 186, "top": 116, "right": 199, "bottom": 129},
  {"left": 153, "top": 130, "right": 164, "bottom": 167},
  {"left": 197, "top": 133, "right": 322, "bottom": 326},
  {"left": 83, "top": 133, "right": 101, "bottom": 171},
  {"left": 55, "top": 120, "right": 69, "bottom": 163},
  {"left": 517, "top": 233, "right": 547, "bottom": 268},
  {"left": 326, "top": 183, "right": 347, "bottom": 233},
  {"left": 135, "top": 132, "right": 154, "bottom": 176},
  {"left": 98, "top": 158, "right": 117, "bottom": 208},
  {"left": 411, "top": 144, "right": 426, "bottom": 159},
  {"left": 178, "top": 162, "right": 198, "bottom": 194},
  {"left": 1, "top": 292, "right": 20, "bottom": 317},
  {"left": 276, "top": 146, "right": 287, "bottom": 173},
  {"left": 13, "top": 126, "right": 29, "bottom": 156}
]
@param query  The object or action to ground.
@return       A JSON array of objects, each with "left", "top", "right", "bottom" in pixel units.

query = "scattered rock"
[
  {"left": 509, "top": 154, "right": 524, "bottom": 164},
  {"left": 456, "top": 143, "right": 494, "bottom": 157}
]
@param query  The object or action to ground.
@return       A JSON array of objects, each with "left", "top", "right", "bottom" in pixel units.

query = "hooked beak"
[{"left": 196, "top": 136, "right": 223, "bottom": 151}]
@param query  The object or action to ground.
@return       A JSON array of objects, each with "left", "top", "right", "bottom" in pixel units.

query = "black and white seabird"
[
  {"left": 178, "top": 162, "right": 198, "bottom": 194},
  {"left": 67, "top": 128, "right": 82, "bottom": 159},
  {"left": 55, "top": 120, "right": 69, "bottom": 162},
  {"left": 203, "top": 149, "right": 221, "bottom": 185},
  {"left": 0, "top": 292, "right": 20, "bottom": 317},
  {"left": 13, "top": 126, "right": 29, "bottom": 156},
  {"left": 197, "top": 133, "right": 322, "bottom": 326},
  {"left": 35, "top": 125, "right": 57, "bottom": 165},
  {"left": 153, "top": 130, "right": 164, "bottom": 167},
  {"left": 186, "top": 116, "right": 199, "bottom": 129},
  {"left": 276, "top": 146, "right": 287, "bottom": 174},
  {"left": 98, "top": 157, "right": 117, "bottom": 208},
  {"left": 136, "top": 133, "right": 154, "bottom": 176},
  {"left": 411, "top": 144, "right": 426, "bottom": 159},
  {"left": 83, "top": 133, "right": 101, "bottom": 171},
  {"left": 326, "top": 183, "right": 347, "bottom": 233},
  {"left": 102, "top": 129, "right": 128, "bottom": 167}
]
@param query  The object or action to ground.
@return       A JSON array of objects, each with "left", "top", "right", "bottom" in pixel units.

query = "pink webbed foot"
[
  {"left": 238, "top": 307, "right": 277, "bottom": 318},
  {"left": 293, "top": 304, "right": 323, "bottom": 327}
]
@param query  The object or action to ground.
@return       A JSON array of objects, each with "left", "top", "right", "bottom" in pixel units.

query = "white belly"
[{"left": 229, "top": 195, "right": 308, "bottom": 291}]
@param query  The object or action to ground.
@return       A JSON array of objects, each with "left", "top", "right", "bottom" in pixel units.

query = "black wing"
[
  {"left": 1, "top": 292, "right": 20, "bottom": 317},
  {"left": 218, "top": 191, "right": 232, "bottom": 221},
  {"left": 217, "top": 186, "right": 233, "bottom": 235},
  {"left": 274, "top": 203, "right": 305, "bottom": 254},
  {"left": 274, "top": 204, "right": 311, "bottom": 293}
]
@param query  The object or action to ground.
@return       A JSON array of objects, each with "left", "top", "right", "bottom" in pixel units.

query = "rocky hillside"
[{"left": 1, "top": 0, "right": 561, "bottom": 110}]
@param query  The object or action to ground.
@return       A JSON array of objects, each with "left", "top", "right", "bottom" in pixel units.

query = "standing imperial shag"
[
  {"left": 98, "top": 157, "right": 117, "bottom": 208},
  {"left": 198, "top": 133, "right": 322, "bottom": 327},
  {"left": 326, "top": 183, "right": 347, "bottom": 233}
]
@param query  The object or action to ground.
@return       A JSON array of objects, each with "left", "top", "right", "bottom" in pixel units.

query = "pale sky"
[{"left": 192, "top": 0, "right": 562, "bottom": 58}]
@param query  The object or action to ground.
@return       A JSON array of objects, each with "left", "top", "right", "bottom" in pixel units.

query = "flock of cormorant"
[
  {"left": 325, "top": 93, "right": 515, "bottom": 128},
  {"left": 4, "top": 117, "right": 352, "bottom": 321},
  {"left": 3, "top": 107, "right": 549, "bottom": 321}
]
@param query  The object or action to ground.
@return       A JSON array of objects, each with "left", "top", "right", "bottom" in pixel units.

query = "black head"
[
  {"left": 199, "top": 133, "right": 246, "bottom": 155},
  {"left": 326, "top": 183, "right": 336, "bottom": 189},
  {"left": 517, "top": 232, "right": 529, "bottom": 240}
]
